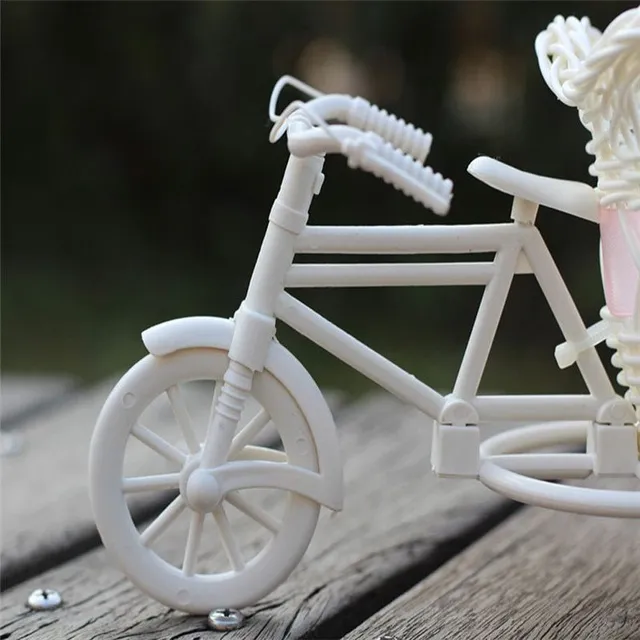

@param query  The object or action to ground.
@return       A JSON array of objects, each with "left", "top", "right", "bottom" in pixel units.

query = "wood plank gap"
[
  {"left": 306, "top": 500, "right": 522, "bottom": 640},
  {"left": 0, "top": 490, "right": 174, "bottom": 592},
  {"left": 1, "top": 376, "right": 79, "bottom": 431},
  {"left": 343, "top": 478, "right": 640, "bottom": 640}
]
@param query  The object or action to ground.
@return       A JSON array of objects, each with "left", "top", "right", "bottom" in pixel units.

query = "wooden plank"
[
  {"left": 344, "top": 479, "right": 640, "bottom": 640},
  {"left": 1, "top": 375, "right": 75, "bottom": 423},
  {"left": 0, "top": 393, "right": 514, "bottom": 640},
  {"left": 0, "top": 375, "right": 342, "bottom": 589},
  {"left": 0, "top": 374, "right": 76, "bottom": 463}
]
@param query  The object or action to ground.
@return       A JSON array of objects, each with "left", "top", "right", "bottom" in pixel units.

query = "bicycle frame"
[
  {"left": 235, "top": 154, "right": 618, "bottom": 430},
  {"left": 276, "top": 222, "right": 618, "bottom": 424}
]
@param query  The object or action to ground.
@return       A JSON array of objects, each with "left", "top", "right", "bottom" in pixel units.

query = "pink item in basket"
[{"left": 599, "top": 206, "right": 640, "bottom": 317}]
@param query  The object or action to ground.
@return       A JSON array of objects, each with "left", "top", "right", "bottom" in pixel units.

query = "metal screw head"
[
  {"left": 207, "top": 608, "right": 245, "bottom": 632},
  {"left": 26, "top": 589, "right": 63, "bottom": 611}
]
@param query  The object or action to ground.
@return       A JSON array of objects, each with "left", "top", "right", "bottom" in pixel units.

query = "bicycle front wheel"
[{"left": 89, "top": 347, "right": 321, "bottom": 613}]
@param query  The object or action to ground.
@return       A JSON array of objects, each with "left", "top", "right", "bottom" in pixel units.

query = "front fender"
[
  {"left": 142, "top": 316, "right": 235, "bottom": 356},
  {"left": 142, "top": 316, "right": 344, "bottom": 511}
]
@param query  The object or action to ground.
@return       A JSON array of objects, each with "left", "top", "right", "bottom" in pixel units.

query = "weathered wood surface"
[
  {"left": 1, "top": 380, "right": 119, "bottom": 588},
  {"left": 1, "top": 375, "right": 75, "bottom": 424},
  {"left": 1, "top": 376, "right": 340, "bottom": 589},
  {"left": 344, "top": 479, "right": 640, "bottom": 640},
  {"left": 1, "top": 376, "right": 74, "bottom": 459},
  {"left": 0, "top": 393, "right": 516, "bottom": 640}
]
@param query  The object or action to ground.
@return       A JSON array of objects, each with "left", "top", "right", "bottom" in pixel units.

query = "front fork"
[{"left": 200, "top": 151, "right": 326, "bottom": 469}]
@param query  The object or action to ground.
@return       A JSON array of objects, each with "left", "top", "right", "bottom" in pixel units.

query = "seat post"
[{"left": 511, "top": 196, "right": 539, "bottom": 225}]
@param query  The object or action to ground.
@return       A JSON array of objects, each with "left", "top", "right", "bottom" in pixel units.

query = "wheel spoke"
[
  {"left": 132, "top": 423, "right": 186, "bottom": 466},
  {"left": 122, "top": 473, "right": 180, "bottom": 494},
  {"left": 228, "top": 409, "right": 271, "bottom": 459},
  {"left": 140, "top": 496, "right": 186, "bottom": 547},
  {"left": 166, "top": 385, "right": 200, "bottom": 454},
  {"left": 212, "top": 505, "right": 245, "bottom": 571},
  {"left": 182, "top": 512, "right": 205, "bottom": 576},
  {"left": 226, "top": 492, "right": 280, "bottom": 535}
]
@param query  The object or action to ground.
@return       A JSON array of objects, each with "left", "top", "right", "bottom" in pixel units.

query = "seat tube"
[{"left": 510, "top": 196, "right": 539, "bottom": 225}]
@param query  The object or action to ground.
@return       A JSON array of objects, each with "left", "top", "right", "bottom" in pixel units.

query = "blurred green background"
[{"left": 2, "top": 1, "right": 634, "bottom": 398}]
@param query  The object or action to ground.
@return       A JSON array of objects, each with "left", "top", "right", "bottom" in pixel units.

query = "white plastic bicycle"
[{"left": 89, "top": 8, "right": 640, "bottom": 615}]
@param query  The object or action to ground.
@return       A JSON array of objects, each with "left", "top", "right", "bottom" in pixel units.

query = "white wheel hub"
[
  {"left": 179, "top": 454, "right": 223, "bottom": 512},
  {"left": 185, "top": 468, "right": 222, "bottom": 512}
]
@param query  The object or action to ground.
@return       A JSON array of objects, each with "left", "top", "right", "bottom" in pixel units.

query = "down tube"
[{"left": 275, "top": 292, "right": 445, "bottom": 419}]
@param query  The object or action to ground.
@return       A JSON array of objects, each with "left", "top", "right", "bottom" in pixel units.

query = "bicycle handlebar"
[
  {"left": 344, "top": 133, "right": 452, "bottom": 215},
  {"left": 287, "top": 119, "right": 452, "bottom": 216},
  {"left": 345, "top": 96, "right": 432, "bottom": 164},
  {"left": 269, "top": 75, "right": 433, "bottom": 163}
]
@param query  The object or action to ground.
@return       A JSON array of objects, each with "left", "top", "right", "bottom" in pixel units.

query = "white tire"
[{"left": 89, "top": 347, "right": 321, "bottom": 613}]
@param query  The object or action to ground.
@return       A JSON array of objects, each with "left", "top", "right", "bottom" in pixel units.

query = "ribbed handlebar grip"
[
  {"left": 374, "top": 140, "right": 452, "bottom": 213},
  {"left": 345, "top": 134, "right": 452, "bottom": 215},
  {"left": 347, "top": 97, "right": 433, "bottom": 164}
]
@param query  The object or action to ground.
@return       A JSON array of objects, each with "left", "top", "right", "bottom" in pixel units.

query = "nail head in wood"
[
  {"left": 207, "top": 608, "right": 245, "bottom": 631},
  {"left": 26, "top": 588, "right": 63, "bottom": 611}
]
